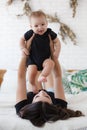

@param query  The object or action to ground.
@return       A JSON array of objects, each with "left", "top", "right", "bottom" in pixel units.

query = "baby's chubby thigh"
[
  {"left": 27, "top": 64, "right": 38, "bottom": 83},
  {"left": 43, "top": 58, "right": 55, "bottom": 70}
]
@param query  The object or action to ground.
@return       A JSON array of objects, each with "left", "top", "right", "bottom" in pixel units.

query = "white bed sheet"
[{"left": 0, "top": 92, "right": 87, "bottom": 130}]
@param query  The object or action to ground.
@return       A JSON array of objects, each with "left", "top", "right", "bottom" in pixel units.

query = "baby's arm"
[{"left": 52, "top": 37, "right": 61, "bottom": 59}]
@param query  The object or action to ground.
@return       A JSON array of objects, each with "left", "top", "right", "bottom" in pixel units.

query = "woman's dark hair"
[{"left": 18, "top": 101, "right": 84, "bottom": 127}]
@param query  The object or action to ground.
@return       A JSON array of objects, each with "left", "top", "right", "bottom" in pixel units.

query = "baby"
[{"left": 20, "top": 10, "right": 60, "bottom": 92}]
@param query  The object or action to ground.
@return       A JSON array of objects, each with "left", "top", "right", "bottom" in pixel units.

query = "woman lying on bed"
[{"left": 15, "top": 35, "right": 83, "bottom": 127}]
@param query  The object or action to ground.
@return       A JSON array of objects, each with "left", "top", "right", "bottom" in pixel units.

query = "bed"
[{"left": 0, "top": 69, "right": 87, "bottom": 130}]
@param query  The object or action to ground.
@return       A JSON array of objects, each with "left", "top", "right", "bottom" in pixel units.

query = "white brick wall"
[{"left": 0, "top": 0, "right": 87, "bottom": 69}]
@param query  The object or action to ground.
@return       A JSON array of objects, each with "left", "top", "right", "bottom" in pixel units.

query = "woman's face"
[{"left": 32, "top": 90, "right": 52, "bottom": 104}]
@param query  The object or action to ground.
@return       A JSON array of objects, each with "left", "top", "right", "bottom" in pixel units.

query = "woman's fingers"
[
  {"left": 22, "top": 48, "right": 29, "bottom": 55},
  {"left": 30, "top": 33, "right": 35, "bottom": 41},
  {"left": 26, "top": 33, "right": 35, "bottom": 49},
  {"left": 48, "top": 34, "right": 54, "bottom": 50},
  {"left": 48, "top": 35, "right": 54, "bottom": 59},
  {"left": 48, "top": 34, "right": 51, "bottom": 40}
]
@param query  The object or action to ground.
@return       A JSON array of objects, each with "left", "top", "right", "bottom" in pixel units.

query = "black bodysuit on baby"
[{"left": 24, "top": 28, "right": 57, "bottom": 70}]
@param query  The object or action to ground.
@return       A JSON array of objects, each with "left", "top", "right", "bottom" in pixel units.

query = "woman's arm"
[
  {"left": 53, "top": 60, "right": 66, "bottom": 101},
  {"left": 16, "top": 34, "right": 35, "bottom": 103},
  {"left": 49, "top": 35, "right": 66, "bottom": 101},
  {"left": 16, "top": 55, "right": 27, "bottom": 103}
]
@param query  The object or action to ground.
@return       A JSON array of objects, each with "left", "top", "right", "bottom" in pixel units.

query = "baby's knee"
[
  {"left": 50, "top": 59, "right": 55, "bottom": 68},
  {"left": 43, "top": 59, "right": 55, "bottom": 68}
]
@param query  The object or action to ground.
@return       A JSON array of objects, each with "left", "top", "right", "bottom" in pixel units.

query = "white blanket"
[{"left": 0, "top": 92, "right": 87, "bottom": 130}]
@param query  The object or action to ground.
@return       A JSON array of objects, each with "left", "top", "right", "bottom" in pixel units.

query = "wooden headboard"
[{"left": 0, "top": 69, "right": 6, "bottom": 87}]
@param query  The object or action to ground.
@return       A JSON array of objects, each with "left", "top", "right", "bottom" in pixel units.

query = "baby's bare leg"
[
  {"left": 45, "top": 60, "right": 66, "bottom": 101},
  {"left": 45, "top": 72, "right": 54, "bottom": 90},
  {"left": 27, "top": 65, "right": 38, "bottom": 93},
  {"left": 35, "top": 71, "right": 42, "bottom": 90},
  {"left": 38, "top": 59, "right": 54, "bottom": 82}
]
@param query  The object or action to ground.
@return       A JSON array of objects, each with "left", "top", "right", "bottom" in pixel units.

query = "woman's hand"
[
  {"left": 48, "top": 35, "right": 55, "bottom": 60},
  {"left": 49, "top": 35, "right": 61, "bottom": 61},
  {"left": 26, "top": 33, "right": 35, "bottom": 50},
  {"left": 16, "top": 34, "right": 35, "bottom": 103},
  {"left": 53, "top": 51, "right": 59, "bottom": 59},
  {"left": 21, "top": 48, "right": 29, "bottom": 56},
  {"left": 21, "top": 34, "right": 35, "bottom": 57}
]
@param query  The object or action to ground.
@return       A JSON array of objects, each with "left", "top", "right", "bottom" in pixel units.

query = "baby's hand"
[{"left": 21, "top": 48, "right": 29, "bottom": 56}]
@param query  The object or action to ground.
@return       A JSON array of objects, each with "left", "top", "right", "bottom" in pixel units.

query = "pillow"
[
  {"left": 67, "top": 69, "right": 87, "bottom": 94},
  {"left": 0, "top": 69, "right": 6, "bottom": 87},
  {"left": 62, "top": 71, "right": 72, "bottom": 94}
]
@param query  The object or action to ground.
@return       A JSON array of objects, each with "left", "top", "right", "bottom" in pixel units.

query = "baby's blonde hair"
[{"left": 29, "top": 10, "right": 46, "bottom": 20}]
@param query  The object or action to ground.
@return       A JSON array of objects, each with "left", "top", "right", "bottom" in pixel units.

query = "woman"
[{"left": 15, "top": 35, "right": 83, "bottom": 127}]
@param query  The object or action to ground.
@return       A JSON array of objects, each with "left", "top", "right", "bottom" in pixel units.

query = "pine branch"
[
  {"left": 46, "top": 14, "right": 77, "bottom": 44},
  {"left": 70, "top": 0, "right": 78, "bottom": 17},
  {"left": 16, "top": 1, "right": 32, "bottom": 17},
  {"left": 59, "top": 23, "right": 76, "bottom": 44},
  {"left": 7, "top": 0, "right": 13, "bottom": 5}
]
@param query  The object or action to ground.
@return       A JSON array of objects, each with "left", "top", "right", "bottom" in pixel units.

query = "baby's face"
[{"left": 30, "top": 16, "right": 48, "bottom": 35}]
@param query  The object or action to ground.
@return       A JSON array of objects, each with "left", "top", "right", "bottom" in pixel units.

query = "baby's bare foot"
[{"left": 38, "top": 75, "right": 47, "bottom": 82}]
